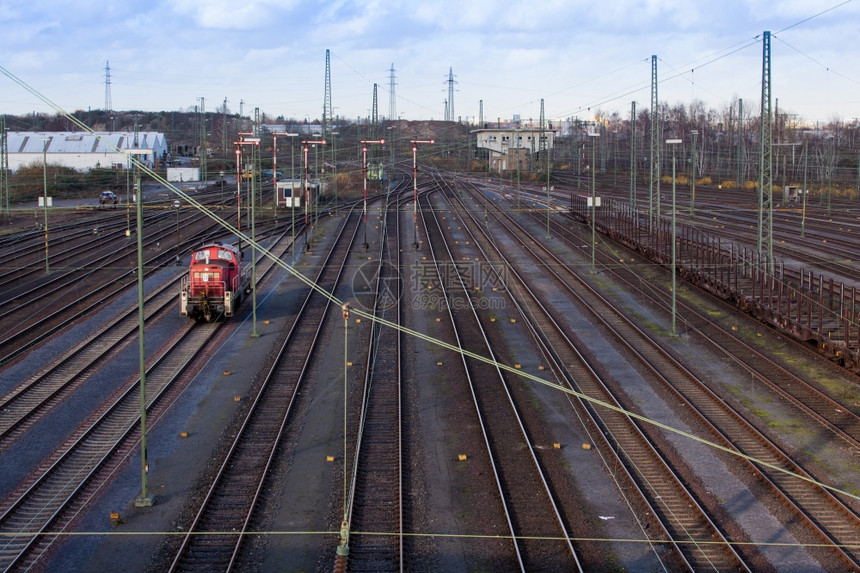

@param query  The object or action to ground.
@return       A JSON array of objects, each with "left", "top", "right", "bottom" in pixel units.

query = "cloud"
[{"left": 168, "top": 0, "right": 299, "bottom": 30}]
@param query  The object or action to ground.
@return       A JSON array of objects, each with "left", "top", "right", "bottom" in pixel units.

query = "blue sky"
[{"left": 1, "top": 0, "right": 857, "bottom": 125}]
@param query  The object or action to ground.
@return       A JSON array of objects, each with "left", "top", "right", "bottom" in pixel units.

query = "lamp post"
[
  {"left": 236, "top": 137, "right": 261, "bottom": 338},
  {"left": 39, "top": 137, "right": 50, "bottom": 274},
  {"left": 410, "top": 139, "right": 434, "bottom": 249},
  {"left": 361, "top": 139, "right": 385, "bottom": 251},
  {"left": 125, "top": 148, "right": 153, "bottom": 508},
  {"left": 587, "top": 130, "right": 600, "bottom": 273},
  {"left": 666, "top": 138, "right": 682, "bottom": 335}
]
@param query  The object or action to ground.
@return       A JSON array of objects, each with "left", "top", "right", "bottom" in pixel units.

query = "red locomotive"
[{"left": 180, "top": 242, "right": 250, "bottom": 322}]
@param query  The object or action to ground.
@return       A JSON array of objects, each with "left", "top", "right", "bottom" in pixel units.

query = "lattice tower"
[
  {"left": 446, "top": 68, "right": 455, "bottom": 122},
  {"left": 199, "top": 97, "right": 207, "bottom": 183},
  {"left": 737, "top": 98, "right": 744, "bottom": 188},
  {"left": 758, "top": 31, "right": 773, "bottom": 266},
  {"left": 104, "top": 61, "right": 112, "bottom": 112},
  {"left": 323, "top": 49, "right": 333, "bottom": 135},
  {"left": 649, "top": 55, "right": 660, "bottom": 227},
  {"left": 629, "top": 101, "right": 636, "bottom": 209},
  {"left": 388, "top": 63, "right": 396, "bottom": 121},
  {"left": 1, "top": 115, "right": 8, "bottom": 215}
]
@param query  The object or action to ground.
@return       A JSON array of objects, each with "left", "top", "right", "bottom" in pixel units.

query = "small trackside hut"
[{"left": 180, "top": 242, "right": 250, "bottom": 322}]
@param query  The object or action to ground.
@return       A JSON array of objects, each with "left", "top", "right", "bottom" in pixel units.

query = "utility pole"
[
  {"left": 361, "top": 138, "right": 385, "bottom": 251},
  {"left": 737, "top": 98, "right": 744, "bottom": 189},
  {"left": 126, "top": 148, "right": 152, "bottom": 509},
  {"left": 629, "top": 101, "right": 636, "bottom": 210},
  {"left": 388, "top": 63, "right": 397, "bottom": 121},
  {"left": 667, "top": 138, "right": 682, "bottom": 335},
  {"left": 198, "top": 97, "right": 207, "bottom": 186},
  {"left": 237, "top": 136, "right": 261, "bottom": 337},
  {"left": 649, "top": 55, "right": 660, "bottom": 231},
  {"left": 588, "top": 129, "right": 600, "bottom": 273},
  {"left": 446, "top": 68, "right": 455, "bottom": 122},
  {"left": 758, "top": 31, "right": 773, "bottom": 271},
  {"left": 323, "top": 49, "right": 333, "bottom": 136},
  {"left": 40, "top": 137, "right": 50, "bottom": 274},
  {"left": 301, "top": 138, "right": 326, "bottom": 249},
  {"left": 0, "top": 115, "right": 8, "bottom": 217},
  {"left": 690, "top": 129, "right": 698, "bottom": 216},
  {"left": 104, "top": 61, "right": 112, "bottom": 115},
  {"left": 540, "top": 99, "right": 550, "bottom": 239},
  {"left": 222, "top": 97, "right": 228, "bottom": 162}
]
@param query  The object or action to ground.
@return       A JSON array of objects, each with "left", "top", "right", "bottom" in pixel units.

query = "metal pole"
[
  {"left": 412, "top": 143, "right": 418, "bottom": 248},
  {"left": 304, "top": 143, "right": 309, "bottom": 243},
  {"left": 250, "top": 140, "right": 259, "bottom": 338},
  {"left": 363, "top": 143, "right": 368, "bottom": 250},
  {"left": 360, "top": 139, "right": 386, "bottom": 251},
  {"left": 235, "top": 147, "right": 241, "bottom": 231},
  {"left": 338, "top": 302, "right": 351, "bottom": 560},
  {"left": 237, "top": 138, "right": 262, "bottom": 335},
  {"left": 132, "top": 158, "right": 152, "bottom": 507},
  {"left": 690, "top": 130, "right": 698, "bottom": 216},
  {"left": 667, "top": 138, "right": 682, "bottom": 335},
  {"left": 299, "top": 138, "right": 326, "bottom": 250},
  {"left": 410, "top": 139, "right": 434, "bottom": 249},
  {"left": 272, "top": 133, "right": 278, "bottom": 219},
  {"left": 546, "top": 133, "right": 551, "bottom": 240},
  {"left": 672, "top": 149, "right": 677, "bottom": 335},
  {"left": 291, "top": 135, "right": 296, "bottom": 263},
  {"left": 41, "top": 139, "right": 49, "bottom": 274},
  {"left": 801, "top": 140, "right": 808, "bottom": 238},
  {"left": 588, "top": 133, "right": 600, "bottom": 273}
]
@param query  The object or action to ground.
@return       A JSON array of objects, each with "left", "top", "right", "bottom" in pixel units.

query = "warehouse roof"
[{"left": 8, "top": 131, "right": 167, "bottom": 154}]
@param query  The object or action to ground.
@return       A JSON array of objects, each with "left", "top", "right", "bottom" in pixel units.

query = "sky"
[{"left": 1, "top": 0, "right": 858, "bottom": 126}]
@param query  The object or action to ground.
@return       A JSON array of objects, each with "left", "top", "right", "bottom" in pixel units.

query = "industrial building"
[
  {"left": 473, "top": 128, "right": 555, "bottom": 173},
  {"left": 5, "top": 131, "right": 168, "bottom": 173}
]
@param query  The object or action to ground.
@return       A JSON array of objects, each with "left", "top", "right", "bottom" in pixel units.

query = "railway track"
[
  {"left": 166, "top": 206, "right": 361, "bottom": 571},
  {"left": 439, "top": 182, "right": 737, "bottom": 570},
  {"left": 337, "top": 188, "right": 408, "bottom": 570},
  {"left": 461, "top": 177, "right": 860, "bottom": 570},
  {"left": 418, "top": 185, "right": 582, "bottom": 570},
  {"left": 0, "top": 320, "right": 218, "bottom": 571},
  {"left": 0, "top": 219, "right": 301, "bottom": 571},
  {"left": 0, "top": 216, "right": 229, "bottom": 367},
  {"left": 0, "top": 276, "right": 182, "bottom": 449}
]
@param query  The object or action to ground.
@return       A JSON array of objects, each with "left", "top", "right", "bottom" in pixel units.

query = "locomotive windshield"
[{"left": 193, "top": 247, "right": 235, "bottom": 262}]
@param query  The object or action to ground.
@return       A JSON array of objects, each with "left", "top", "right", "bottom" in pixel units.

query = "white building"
[
  {"left": 473, "top": 128, "right": 555, "bottom": 173},
  {"left": 6, "top": 131, "right": 168, "bottom": 173}
]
